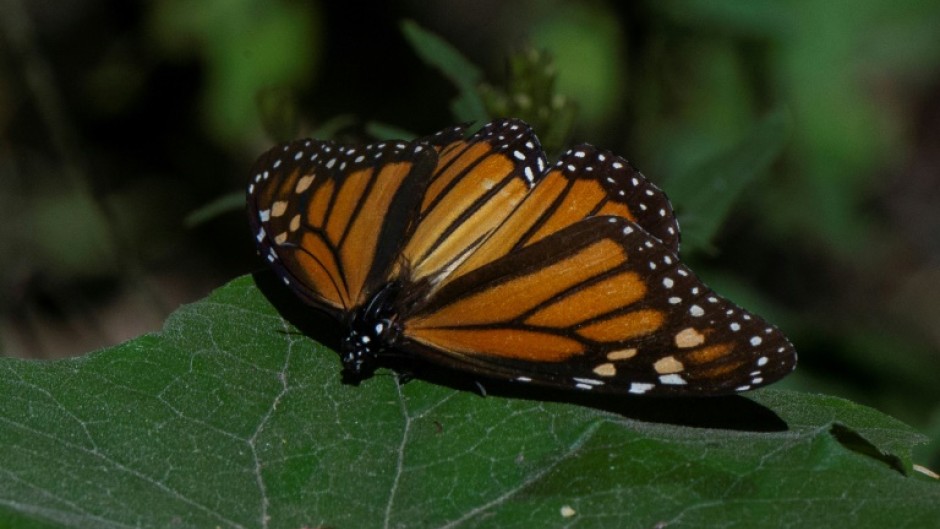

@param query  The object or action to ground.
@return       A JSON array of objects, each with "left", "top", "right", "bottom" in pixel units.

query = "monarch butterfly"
[{"left": 247, "top": 119, "right": 796, "bottom": 396}]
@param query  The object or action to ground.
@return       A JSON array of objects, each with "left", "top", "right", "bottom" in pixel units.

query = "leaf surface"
[{"left": 1, "top": 276, "right": 936, "bottom": 529}]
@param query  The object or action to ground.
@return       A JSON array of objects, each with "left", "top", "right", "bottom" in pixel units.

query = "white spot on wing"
[
  {"left": 572, "top": 377, "right": 603, "bottom": 386},
  {"left": 659, "top": 374, "right": 687, "bottom": 385}
]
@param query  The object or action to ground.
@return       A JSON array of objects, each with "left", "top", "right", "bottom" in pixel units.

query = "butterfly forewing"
[
  {"left": 401, "top": 215, "right": 795, "bottom": 395},
  {"left": 439, "top": 145, "right": 680, "bottom": 289},
  {"left": 247, "top": 138, "right": 437, "bottom": 314},
  {"left": 396, "top": 119, "right": 548, "bottom": 285}
]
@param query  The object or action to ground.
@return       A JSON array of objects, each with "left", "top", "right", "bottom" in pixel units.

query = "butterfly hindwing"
[
  {"left": 248, "top": 138, "right": 437, "bottom": 314},
  {"left": 401, "top": 215, "right": 795, "bottom": 395}
]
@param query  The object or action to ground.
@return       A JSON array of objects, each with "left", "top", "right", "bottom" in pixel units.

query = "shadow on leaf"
[{"left": 830, "top": 423, "right": 907, "bottom": 475}]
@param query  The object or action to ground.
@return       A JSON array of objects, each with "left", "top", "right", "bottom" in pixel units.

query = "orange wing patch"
[
  {"left": 339, "top": 162, "right": 419, "bottom": 305},
  {"left": 404, "top": 218, "right": 664, "bottom": 361},
  {"left": 294, "top": 231, "right": 345, "bottom": 307},
  {"left": 409, "top": 238, "right": 624, "bottom": 329},
  {"left": 439, "top": 145, "right": 680, "bottom": 290},
  {"left": 408, "top": 328, "right": 585, "bottom": 361},
  {"left": 248, "top": 139, "right": 436, "bottom": 312},
  {"left": 397, "top": 120, "right": 547, "bottom": 285},
  {"left": 523, "top": 271, "right": 646, "bottom": 327},
  {"left": 575, "top": 309, "right": 665, "bottom": 342}
]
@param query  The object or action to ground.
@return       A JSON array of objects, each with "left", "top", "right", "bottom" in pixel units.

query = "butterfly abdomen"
[{"left": 341, "top": 281, "right": 404, "bottom": 376}]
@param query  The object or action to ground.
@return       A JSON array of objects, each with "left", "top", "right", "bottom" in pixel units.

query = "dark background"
[{"left": 2, "top": 0, "right": 939, "bottom": 468}]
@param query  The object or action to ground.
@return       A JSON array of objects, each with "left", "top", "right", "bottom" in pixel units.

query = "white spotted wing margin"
[
  {"left": 398, "top": 215, "right": 797, "bottom": 396},
  {"left": 247, "top": 137, "right": 439, "bottom": 318}
]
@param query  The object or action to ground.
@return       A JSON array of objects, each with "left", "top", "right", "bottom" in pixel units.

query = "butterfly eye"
[{"left": 248, "top": 119, "right": 797, "bottom": 396}]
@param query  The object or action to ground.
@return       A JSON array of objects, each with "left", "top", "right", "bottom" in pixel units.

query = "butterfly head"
[{"left": 341, "top": 282, "right": 403, "bottom": 377}]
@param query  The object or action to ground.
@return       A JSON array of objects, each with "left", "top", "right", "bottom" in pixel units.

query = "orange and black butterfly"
[{"left": 247, "top": 119, "right": 796, "bottom": 395}]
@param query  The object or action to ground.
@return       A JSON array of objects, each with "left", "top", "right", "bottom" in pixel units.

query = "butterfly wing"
[
  {"left": 247, "top": 138, "right": 437, "bottom": 316},
  {"left": 438, "top": 144, "right": 680, "bottom": 290},
  {"left": 395, "top": 119, "right": 548, "bottom": 284},
  {"left": 519, "top": 144, "right": 680, "bottom": 251},
  {"left": 401, "top": 215, "right": 796, "bottom": 395}
]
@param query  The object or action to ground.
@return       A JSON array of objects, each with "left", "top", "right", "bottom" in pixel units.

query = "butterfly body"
[
  {"left": 341, "top": 281, "right": 404, "bottom": 376},
  {"left": 248, "top": 119, "right": 797, "bottom": 396}
]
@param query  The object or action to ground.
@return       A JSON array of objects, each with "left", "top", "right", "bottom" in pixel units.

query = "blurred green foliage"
[
  {"left": 526, "top": 2, "right": 625, "bottom": 131},
  {"left": 664, "top": 108, "right": 792, "bottom": 253},
  {"left": 149, "top": 0, "right": 321, "bottom": 144},
  {"left": 1, "top": 0, "right": 939, "bottom": 474},
  {"left": 479, "top": 47, "right": 579, "bottom": 155},
  {"left": 401, "top": 19, "right": 488, "bottom": 124}
]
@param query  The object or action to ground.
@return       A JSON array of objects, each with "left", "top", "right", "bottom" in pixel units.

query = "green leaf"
[
  {"left": 400, "top": 19, "right": 489, "bottom": 123},
  {"left": 1, "top": 276, "right": 937, "bottom": 528},
  {"left": 667, "top": 109, "right": 791, "bottom": 254}
]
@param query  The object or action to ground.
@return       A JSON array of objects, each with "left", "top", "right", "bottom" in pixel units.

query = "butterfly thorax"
[{"left": 341, "top": 282, "right": 404, "bottom": 376}]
